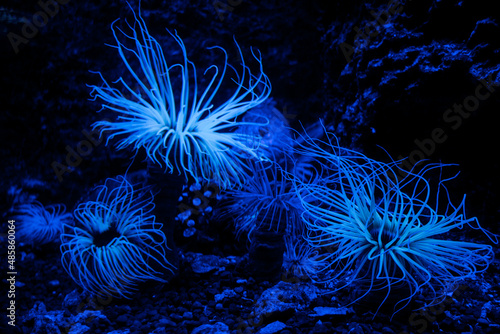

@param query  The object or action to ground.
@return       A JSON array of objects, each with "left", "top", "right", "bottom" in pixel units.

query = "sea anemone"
[
  {"left": 15, "top": 202, "right": 72, "bottom": 246},
  {"left": 90, "top": 9, "right": 271, "bottom": 189},
  {"left": 295, "top": 129, "right": 496, "bottom": 317},
  {"left": 60, "top": 176, "right": 174, "bottom": 298},
  {"left": 282, "top": 235, "right": 321, "bottom": 279},
  {"left": 234, "top": 98, "right": 294, "bottom": 160},
  {"left": 214, "top": 123, "right": 326, "bottom": 241},
  {"left": 217, "top": 157, "right": 304, "bottom": 239}
]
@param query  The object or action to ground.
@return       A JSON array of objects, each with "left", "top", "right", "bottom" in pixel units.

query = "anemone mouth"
[
  {"left": 365, "top": 214, "right": 399, "bottom": 250},
  {"left": 368, "top": 225, "right": 398, "bottom": 249},
  {"left": 93, "top": 222, "right": 122, "bottom": 248}
]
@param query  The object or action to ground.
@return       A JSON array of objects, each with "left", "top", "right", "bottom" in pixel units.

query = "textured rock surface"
[
  {"left": 251, "top": 281, "right": 321, "bottom": 324},
  {"left": 321, "top": 0, "right": 500, "bottom": 227}
]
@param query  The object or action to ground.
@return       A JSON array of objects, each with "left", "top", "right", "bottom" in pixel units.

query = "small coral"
[
  {"left": 282, "top": 235, "right": 320, "bottom": 279},
  {"left": 60, "top": 176, "right": 174, "bottom": 298},
  {"left": 15, "top": 201, "right": 72, "bottom": 245}
]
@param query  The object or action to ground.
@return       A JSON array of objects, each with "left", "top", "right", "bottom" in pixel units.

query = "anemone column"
[
  {"left": 147, "top": 162, "right": 184, "bottom": 277},
  {"left": 247, "top": 222, "right": 286, "bottom": 282}
]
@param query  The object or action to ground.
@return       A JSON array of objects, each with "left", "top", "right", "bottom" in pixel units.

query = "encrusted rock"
[
  {"left": 251, "top": 281, "right": 321, "bottom": 324},
  {"left": 214, "top": 289, "right": 238, "bottom": 303},
  {"left": 187, "top": 252, "right": 240, "bottom": 274},
  {"left": 256, "top": 320, "right": 287, "bottom": 334},
  {"left": 309, "top": 306, "right": 354, "bottom": 317},
  {"left": 191, "top": 321, "right": 230, "bottom": 334}
]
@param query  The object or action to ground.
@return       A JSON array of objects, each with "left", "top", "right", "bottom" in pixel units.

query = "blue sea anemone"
[
  {"left": 295, "top": 129, "right": 496, "bottom": 316},
  {"left": 15, "top": 202, "right": 72, "bottom": 246},
  {"left": 217, "top": 158, "right": 304, "bottom": 239},
  {"left": 60, "top": 176, "right": 174, "bottom": 298},
  {"left": 282, "top": 235, "right": 321, "bottom": 279},
  {"left": 214, "top": 123, "right": 327, "bottom": 242},
  {"left": 90, "top": 10, "right": 271, "bottom": 189}
]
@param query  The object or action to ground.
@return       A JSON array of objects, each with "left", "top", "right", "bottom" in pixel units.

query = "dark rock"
[
  {"left": 73, "top": 310, "right": 108, "bottom": 325},
  {"left": 158, "top": 318, "right": 177, "bottom": 327},
  {"left": 177, "top": 306, "right": 189, "bottom": 314},
  {"left": 228, "top": 303, "right": 241, "bottom": 315},
  {"left": 256, "top": 320, "right": 287, "bottom": 334},
  {"left": 191, "top": 322, "right": 230, "bottom": 334},
  {"left": 115, "top": 314, "right": 129, "bottom": 325},
  {"left": 192, "top": 301, "right": 204, "bottom": 309},
  {"left": 214, "top": 289, "right": 238, "bottom": 303},
  {"left": 149, "top": 329, "right": 167, "bottom": 334},
  {"left": 22, "top": 302, "right": 68, "bottom": 334},
  {"left": 63, "top": 290, "right": 85, "bottom": 309},
  {"left": 187, "top": 252, "right": 240, "bottom": 274},
  {"left": 348, "top": 322, "right": 364, "bottom": 334},
  {"left": 66, "top": 323, "right": 90, "bottom": 334},
  {"left": 183, "top": 311, "right": 193, "bottom": 319},
  {"left": 309, "top": 306, "right": 354, "bottom": 318},
  {"left": 225, "top": 318, "right": 236, "bottom": 328},
  {"left": 184, "top": 320, "right": 202, "bottom": 328},
  {"left": 247, "top": 230, "right": 285, "bottom": 282},
  {"left": 170, "top": 313, "right": 183, "bottom": 322},
  {"left": 311, "top": 320, "right": 330, "bottom": 334},
  {"left": 106, "top": 330, "right": 131, "bottom": 334},
  {"left": 381, "top": 326, "right": 395, "bottom": 334},
  {"left": 251, "top": 281, "right": 321, "bottom": 325}
]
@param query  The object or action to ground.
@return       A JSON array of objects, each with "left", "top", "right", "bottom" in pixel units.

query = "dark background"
[{"left": 1, "top": 0, "right": 499, "bottom": 234}]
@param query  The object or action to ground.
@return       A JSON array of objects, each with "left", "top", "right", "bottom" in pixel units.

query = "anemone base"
[
  {"left": 147, "top": 163, "right": 185, "bottom": 279},
  {"left": 247, "top": 230, "right": 285, "bottom": 282}
]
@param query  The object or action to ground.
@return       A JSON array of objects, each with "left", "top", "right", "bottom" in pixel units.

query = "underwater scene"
[{"left": 2, "top": 0, "right": 500, "bottom": 333}]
